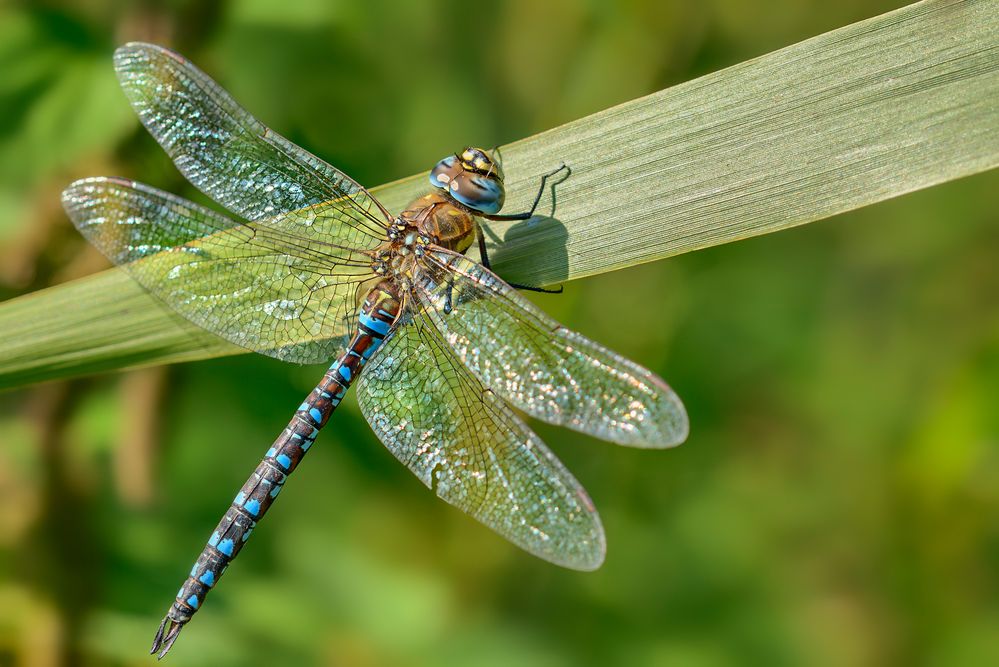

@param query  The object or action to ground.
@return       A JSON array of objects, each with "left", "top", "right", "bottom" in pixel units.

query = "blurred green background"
[{"left": 1, "top": 1, "right": 997, "bottom": 665}]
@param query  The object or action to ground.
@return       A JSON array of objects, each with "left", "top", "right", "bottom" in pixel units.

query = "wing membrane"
[
  {"left": 62, "top": 177, "right": 380, "bottom": 363},
  {"left": 113, "top": 42, "right": 390, "bottom": 235},
  {"left": 416, "top": 249, "right": 688, "bottom": 447},
  {"left": 356, "top": 309, "right": 605, "bottom": 570}
]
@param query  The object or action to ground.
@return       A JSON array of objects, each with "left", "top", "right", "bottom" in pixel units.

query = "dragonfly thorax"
[
  {"left": 372, "top": 189, "right": 480, "bottom": 288},
  {"left": 397, "top": 191, "right": 477, "bottom": 254},
  {"left": 374, "top": 147, "right": 505, "bottom": 272}
]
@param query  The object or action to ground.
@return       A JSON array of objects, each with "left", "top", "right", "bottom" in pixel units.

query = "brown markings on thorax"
[{"left": 399, "top": 191, "right": 475, "bottom": 253}]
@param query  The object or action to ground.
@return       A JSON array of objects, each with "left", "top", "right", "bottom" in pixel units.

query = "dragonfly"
[{"left": 62, "top": 43, "right": 689, "bottom": 658}]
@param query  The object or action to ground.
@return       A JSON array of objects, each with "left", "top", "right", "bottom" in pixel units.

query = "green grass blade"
[
  {"left": 0, "top": 271, "right": 237, "bottom": 389},
  {"left": 2, "top": 0, "right": 997, "bottom": 389}
]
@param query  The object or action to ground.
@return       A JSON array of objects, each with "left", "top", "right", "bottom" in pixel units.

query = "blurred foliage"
[{"left": 1, "top": 1, "right": 997, "bottom": 666}]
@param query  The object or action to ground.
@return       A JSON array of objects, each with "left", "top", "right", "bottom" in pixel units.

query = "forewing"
[
  {"left": 356, "top": 309, "right": 605, "bottom": 570},
  {"left": 62, "top": 177, "right": 380, "bottom": 364},
  {"left": 113, "top": 42, "right": 391, "bottom": 237},
  {"left": 417, "top": 249, "right": 688, "bottom": 447}
]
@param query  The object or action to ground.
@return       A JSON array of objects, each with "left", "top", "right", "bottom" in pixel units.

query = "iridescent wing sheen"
[
  {"left": 356, "top": 308, "right": 605, "bottom": 570},
  {"left": 113, "top": 42, "right": 392, "bottom": 234},
  {"left": 62, "top": 177, "right": 381, "bottom": 364},
  {"left": 415, "top": 249, "right": 689, "bottom": 448}
]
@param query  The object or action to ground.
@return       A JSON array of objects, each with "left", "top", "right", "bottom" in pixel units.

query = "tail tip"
[{"left": 150, "top": 615, "right": 184, "bottom": 659}]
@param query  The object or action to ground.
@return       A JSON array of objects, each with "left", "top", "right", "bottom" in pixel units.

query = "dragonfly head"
[{"left": 429, "top": 147, "right": 505, "bottom": 215}]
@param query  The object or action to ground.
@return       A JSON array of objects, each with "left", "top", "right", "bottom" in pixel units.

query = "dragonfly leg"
[
  {"left": 508, "top": 282, "right": 563, "bottom": 294},
  {"left": 474, "top": 221, "right": 564, "bottom": 295},
  {"left": 482, "top": 162, "right": 571, "bottom": 222},
  {"left": 474, "top": 162, "right": 569, "bottom": 295},
  {"left": 443, "top": 275, "right": 456, "bottom": 313}
]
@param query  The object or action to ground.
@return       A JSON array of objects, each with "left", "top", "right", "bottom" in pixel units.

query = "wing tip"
[
  {"left": 61, "top": 177, "right": 151, "bottom": 233},
  {"left": 664, "top": 397, "right": 690, "bottom": 448},
  {"left": 114, "top": 41, "right": 173, "bottom": 61},
  {"left": 537, "top": 489, "right": 606, "bottom": 572},
  {"left": 569, "top": 541, "right": 607, "bottom": 572},
  {"left": 61, "top": 177, "right": 106, "bottom": 216},
  {"left": 553, "top": 533, "right": 606, "bottom": 572},
  {"left": 62, "top": 176, "right": 134, "bottom": 202},
  {"left": 615, "top": 389, "right": 689, "bottom": 449},
  {"left": 114, "top": 42, "right": 188, "bottom": 81},
  {"left": 644, "top": 383, "right": 690, "bottom": 449},
  {"left": 113, "top": 42, "right": 149, "bottom": 69}
]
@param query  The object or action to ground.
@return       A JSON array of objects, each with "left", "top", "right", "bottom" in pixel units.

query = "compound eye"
[
  {"left": 429, "top": 155, "right": 460, "bottom": 189},
  {"left": 448, "top": 172, "right": 504, "bottom": 215}
]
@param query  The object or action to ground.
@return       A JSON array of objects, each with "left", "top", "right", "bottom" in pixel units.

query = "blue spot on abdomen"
[
  {"left": 362, "top": 339, "right": 382, "bottom": 359},
  {"left": 359, "top": 312, "right": 391, "bottom": 336},
  {"left": 218, "top": 539, "right": 235, "bottom": 556}
]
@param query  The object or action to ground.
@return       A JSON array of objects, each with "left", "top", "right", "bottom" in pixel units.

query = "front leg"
[
  {"left": 482, "top": 163, "right": 571, "bottom": 222},
  {"left": 475, "top": 221, "right": 563, "bottom": 295},
  {"left": 474, "top": 161, "right": 570, "bottom": 294}
]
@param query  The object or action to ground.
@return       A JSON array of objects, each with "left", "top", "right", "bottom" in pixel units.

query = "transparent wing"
[
  {"left": 356, "top": 308, "right": 605, "bottom": 570},
  {"left": 416, "top": 249, "right": 688, "bottom": 447},
  {"left": 113, "top": 42, "right": 391, "bottom": 235},
  {"left": 62, "top": 177, "right": 381, "bottom": 364}
]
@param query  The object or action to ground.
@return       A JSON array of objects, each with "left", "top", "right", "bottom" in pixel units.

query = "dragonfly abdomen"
[{"left": 151, "top": 282, "right": 400, "bottom": 658}]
